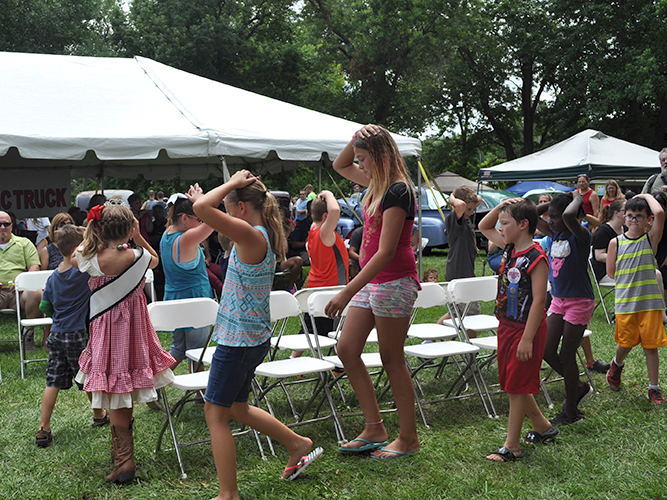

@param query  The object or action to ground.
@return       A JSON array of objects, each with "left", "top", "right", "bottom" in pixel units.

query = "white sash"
[{"left": 89, "top": 248, "right": 151, "bottom": 322}]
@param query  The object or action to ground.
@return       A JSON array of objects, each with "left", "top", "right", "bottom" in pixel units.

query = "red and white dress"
[{"left": 76, "top": 250, "right": 175, "bottom": 409}]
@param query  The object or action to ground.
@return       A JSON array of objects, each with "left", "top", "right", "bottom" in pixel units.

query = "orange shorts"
[{"left": 615, "top": 310, "right": 667, "bottom": 349}]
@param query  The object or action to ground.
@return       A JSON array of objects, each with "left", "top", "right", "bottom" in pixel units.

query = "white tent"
[
  {"left": 478, "top": 129, "right": 660, "bottom": 182},
  {"left": 0, "top": 51, "right": 421, "bottom": 180}
]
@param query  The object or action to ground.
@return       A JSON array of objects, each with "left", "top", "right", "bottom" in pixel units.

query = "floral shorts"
[{"left": 350, "top": 276, "right": 419, "bottom": 318}]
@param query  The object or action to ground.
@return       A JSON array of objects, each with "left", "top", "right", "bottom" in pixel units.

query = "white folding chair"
[
  {"left": 144, "top": 268, "right": 156, "bottom": 303},
  {"left": 253, "top": 291, "right": 345, "bottom": 443},
  {"left": 14, "top": 271, "right": 54, "bottom": 379},
  {"left": 589, "top": 250, "right": 615, "bottom": 324},
  {"left": 403, "top": 282, "right": 496, "bottom": 422},
  {"left": 147, "top": 297, "right": 220, "bottom": 479}
]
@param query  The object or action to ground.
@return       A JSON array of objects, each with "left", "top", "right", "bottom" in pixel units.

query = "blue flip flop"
[
  {"left": 370, "top": 446, "right": 418, "bottom": 459},
  {"left": 338, "top": 438, "right": 388, "bottom": 453}
]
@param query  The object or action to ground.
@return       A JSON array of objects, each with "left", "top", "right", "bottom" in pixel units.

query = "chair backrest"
[
  {"left": 308, "top": 290, "right": 350, "bottom": 319},
  {"left": 147, "top": 297, "right": 219, "bottom": 332},
  {"left": 447, "top": 276, "right": 498, "bottom": 304},
  {"left": 294, "top": 285, "right": 345, "bottom": 313},
  {"left": 269, "top": 291, "right": 301, "bottom": 321},
  {"left": 13, "top": 270, "right": 54, "bottom": 292},
  {"left": 413, "top": 282, "right": 448, "bottom": 309}
]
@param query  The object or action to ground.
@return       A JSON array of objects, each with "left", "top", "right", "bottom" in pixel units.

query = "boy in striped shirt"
[{"left": 606, "top": 194, "right": 667, "bottom": 403}]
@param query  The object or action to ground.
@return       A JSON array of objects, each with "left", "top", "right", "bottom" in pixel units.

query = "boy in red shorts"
[{"left": 479, "top": 198, "right": 558, "bottom": 462}]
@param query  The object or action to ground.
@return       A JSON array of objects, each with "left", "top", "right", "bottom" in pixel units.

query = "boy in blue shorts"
[
  {"left": 35, "top": 225, "right": 107, "bottom": 447},
  {"left": 479, "top": 198, "right": 558, "bottom": 462},
  {"left": 606, "top": 194, "right": 667, "bottom": 403}
]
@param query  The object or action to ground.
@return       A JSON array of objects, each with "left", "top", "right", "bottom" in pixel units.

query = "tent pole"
[
  {"left": 416, "top": 156, "right": 422, "bottom": 280},
  {"left": 221, "top": 156, "right": 230, "bottom": 182},
  {"left": 318, "top": 161, "right": 322, "bottom": 193}
]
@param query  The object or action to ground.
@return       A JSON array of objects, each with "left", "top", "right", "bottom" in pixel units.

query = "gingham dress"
[{"left": 76, "top": 251, "right": 175, "bottom": 409}]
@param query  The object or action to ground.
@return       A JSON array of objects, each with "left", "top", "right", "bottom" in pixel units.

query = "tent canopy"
[
  {"left": 421, "top": 171, "right": 492, "bottom": 193},
  {"left": 478, "top": 130, "right": 660, "bottom": 182},
  {"left": 0, "top": 51, "right": 421, "bottom": 179}
]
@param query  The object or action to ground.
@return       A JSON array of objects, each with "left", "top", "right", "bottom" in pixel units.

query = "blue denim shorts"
[{"left": 204, "top": 340, "right": 271, "bottom": 408}]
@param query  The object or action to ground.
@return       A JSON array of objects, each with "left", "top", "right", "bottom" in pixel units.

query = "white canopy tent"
[
  {"left": 0, "top": 51, "right": 421, "bottom": 180},
  {"left": 478, "top": 129, "right": 660, "bottom": 182}
]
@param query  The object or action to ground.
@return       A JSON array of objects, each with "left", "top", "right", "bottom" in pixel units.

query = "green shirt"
[{"left": 0, "top": 234, "right": 40, "bottom": 284}]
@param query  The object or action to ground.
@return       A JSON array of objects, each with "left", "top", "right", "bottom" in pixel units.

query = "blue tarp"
[{"left": 506, "top": 181, "right": 574, "bottom": 196}]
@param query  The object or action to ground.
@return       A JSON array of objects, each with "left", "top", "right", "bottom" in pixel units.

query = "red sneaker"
[
  {"left": 607, "top": 360, "right": 623, "bottom": 391},
  {"left": 649, "top": 388, "right": 665, "bottom": 404}
]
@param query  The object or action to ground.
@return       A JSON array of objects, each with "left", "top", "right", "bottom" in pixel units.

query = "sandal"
[
  {"left": 35, "top": 427, "right": 53, "bottom": 448},
  {"left": 524, "top": 425, "right": 559, "bottom": 444},
  {"left": 92, "top": 410, "right": 110, "bottom": 428},
  {"left": 486, "top": 446, "right": 529, "bottom": 462}
]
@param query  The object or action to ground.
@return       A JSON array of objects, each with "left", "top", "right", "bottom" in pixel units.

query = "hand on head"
[
  {"left": 230, "top": 169, "right": 259, "bottom": 188},
  {"left": 356, "top": 124, "right": 380, "bottom": 139},
  {"left": 186, "top": 183, "right": 204, "bottom": 202}
]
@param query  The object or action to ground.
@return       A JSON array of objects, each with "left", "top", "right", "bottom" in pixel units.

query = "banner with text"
[{"left": 0, "top": 169, "right": 71, "bottom": 218}]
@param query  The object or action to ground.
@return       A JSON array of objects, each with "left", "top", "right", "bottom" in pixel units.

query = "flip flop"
[
  {"left": 486, "top": 446, "right": 529, "bottom": 462},
  {"left": 338, "top": 438, "right": 389, "bottom": 453},
  {"left": 524, "top": 425, "right": 559, "bottom": 445},
  {"left": 370, "top": 446, "right": 418, "bottom": 460},
  {"left": 283, "top": 446, "right": 323, "bottom": 480}
]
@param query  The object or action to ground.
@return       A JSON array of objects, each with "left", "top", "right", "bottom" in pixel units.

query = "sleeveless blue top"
[
  {"left": 213, "top": 226, "right": 275, "bottom": 347},
  {"left": 160, "top": 230, "right": 213, "bottom": 301}
]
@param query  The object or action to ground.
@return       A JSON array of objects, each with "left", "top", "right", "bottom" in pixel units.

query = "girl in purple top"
[{"left": 327, "top": 124, "right": 421, "bottom": 459}]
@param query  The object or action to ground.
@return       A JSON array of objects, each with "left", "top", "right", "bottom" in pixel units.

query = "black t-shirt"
[
  {"left": 591, "top": 223, "right": 617, "bottom": 281},
  {"left": 380, "top": 182, "right": 415, "bottom": 219}
]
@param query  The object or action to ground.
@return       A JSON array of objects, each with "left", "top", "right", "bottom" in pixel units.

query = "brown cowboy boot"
[
  {"left": 107, "top": 424, "right": 135, "bottom": 484},
  {"left": 110, "top": 417, "right": 133, "bottom": 459}
]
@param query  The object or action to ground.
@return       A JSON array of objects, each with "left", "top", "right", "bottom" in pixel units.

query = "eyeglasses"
[
  {"left": 0, "top": 222, "right": 12, "bottom": 227},
  {"left": 186, "top": 214, "right": 202, "bottom": 223},
  {"left": 625, "top": 214, "right": 646, "bottom": 222}
]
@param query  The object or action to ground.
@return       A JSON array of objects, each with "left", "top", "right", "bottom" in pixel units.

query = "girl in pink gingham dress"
[{"left": 74, "top": 203, "right": 174, "bottom": 484}]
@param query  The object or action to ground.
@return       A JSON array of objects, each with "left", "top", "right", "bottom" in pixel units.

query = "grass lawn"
[{"left": 1, "top": 251, "right": 665, "bottom": 500}]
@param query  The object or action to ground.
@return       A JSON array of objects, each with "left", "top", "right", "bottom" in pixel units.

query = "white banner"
[{"left": 0, "top": 169, "right": 71, "bottom": 218}]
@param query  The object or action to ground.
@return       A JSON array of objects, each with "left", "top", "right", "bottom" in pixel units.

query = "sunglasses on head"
[{"left": 0, "top": 222, "right": 12, "bottom": 227}]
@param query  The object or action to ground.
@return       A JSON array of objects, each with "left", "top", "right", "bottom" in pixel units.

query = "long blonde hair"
[
  {"left": 81, "top": 204, "right": 134, "bottom": 257},
  {"left": 354, "top": 126, "right": 414, "bottom": 217},
  {"left": 224, "top": 179, "right": 286, "bottom": 262},
  {"left": 601, "top": 179, "right": 623, "bottom": 203}
]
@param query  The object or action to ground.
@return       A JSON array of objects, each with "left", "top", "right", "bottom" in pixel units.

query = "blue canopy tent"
[{"left": 506, "top": 181, "right": 573, "bottom": 196}]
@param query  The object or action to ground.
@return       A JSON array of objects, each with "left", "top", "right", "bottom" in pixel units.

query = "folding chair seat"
[
  {"left": 253, "top": 291, "right": 345, "bottom": 443},
  {"left": 589, "top": 250, "right": 615, "bottom": 324},
  {"left": 403, "top": 282, "right": 497, "bottom": 422},
  {"left": 13, "top": 270, "right": 54, "bottom": 378},
  {"left": 441, "top": 277, "right": 499, "bottom": 341},
  {"left": 147, "top": 297, "right": 221, "bottom": 479}
]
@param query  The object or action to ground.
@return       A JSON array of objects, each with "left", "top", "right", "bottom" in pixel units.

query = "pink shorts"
[
  {"left": 498, "top": 316, "right": 547, "bottom": 394},
  {"left": 547, "top": 297, "right": 595, "bottom": 326},
  {"left": 350, "top": 276, "right": 419, "bottom": 318}
]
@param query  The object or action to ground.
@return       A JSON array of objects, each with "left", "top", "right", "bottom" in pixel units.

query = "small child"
[
  {"left": 479, "top": 198, "right": 556, "bottom": 462},
  {"left": 438, "top": 186, "right": 483, "bottom": 333},
  {"left": 35, "top": 224, "right": 108, "bottom": 448},
  {"left": 292, "top": 190, "right": 349, "bottom": 358},
  {"left": 423, "top": 267, "right": 439, "bottom": 283},
  {"left": 193, "top": 170, "right": 322, "bottom": 498},
  {"left": 74, "top": 203, "right": 175, "bottom": 484},
  {"left": 537, "top": 192, "right": 596, "bottom": 425},
  {"left": 606, "top": 194, "right": 667, "bottom": 403}
]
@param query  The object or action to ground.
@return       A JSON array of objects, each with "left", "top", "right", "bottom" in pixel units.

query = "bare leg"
[
  {"left": 525, "top": 394, "right": 552, "bottom": 434},
  {"left": 337, "top": 307, "right": 388, "bottom": 449},
  {"left": 487, "top": 393, "right": 527, "bottom": 460},
  {"left": 39, "top": 387, "right": 59, "bottom": 431},
  {"left": 644, "top": 348, "right": 660, "bottom": 386},
  {"left": 543, "top": 313, "right": 564, "bottom": 375},
  {"left": 229, "top": 402, "right": 313, "bottom": 478},
  {"left": 614, "top": 345, "right": 632, "bottom": 365},
  {"left": 581, "top": 337, "right": 595, "bottom": 365},
  {"left": 205, "top": 404, "right": 239, "bottom": 500},
  {"left": 559, "top": 322, "right": 586, "bottom": 417},
  {"left": 371, "top": 315, "right": 420, "bottom": 458}
]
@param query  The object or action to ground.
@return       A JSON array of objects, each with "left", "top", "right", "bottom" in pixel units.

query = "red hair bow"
[{"left": 87, "top": 205, "right": 104, "bottom": 223}]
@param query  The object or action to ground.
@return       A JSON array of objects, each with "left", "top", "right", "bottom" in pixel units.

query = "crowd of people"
[{"left": 2, "top": 138, "right": 667, "bottom": 496}]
